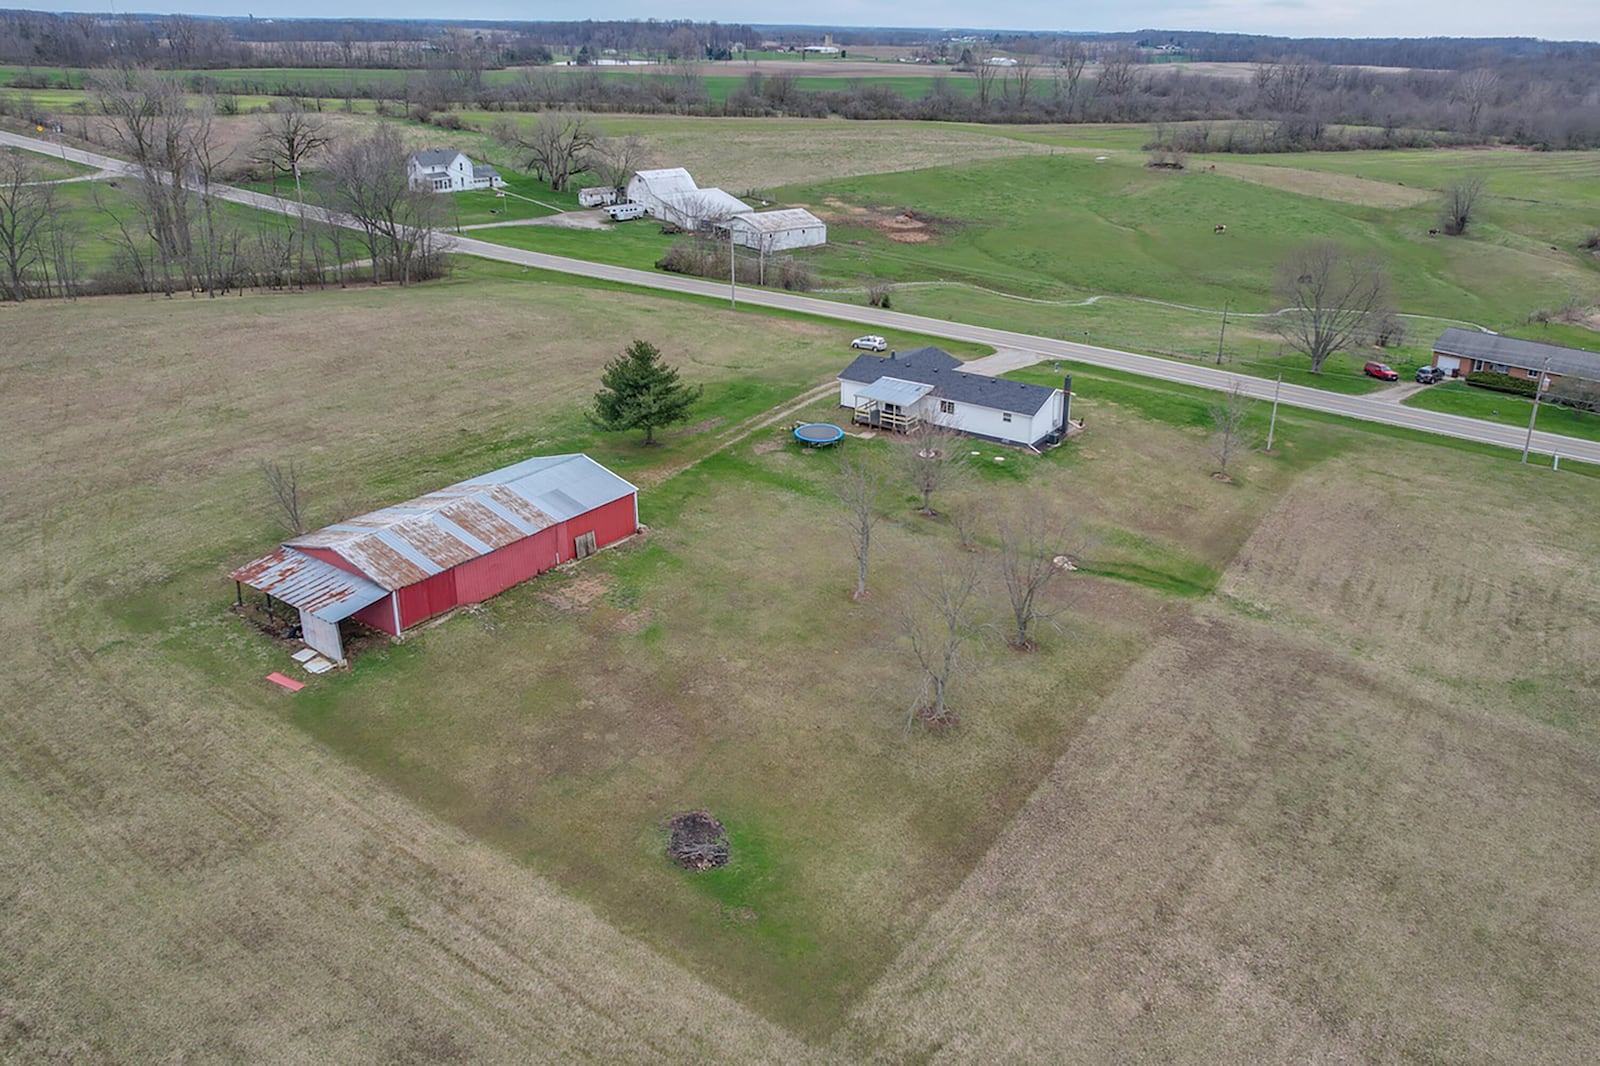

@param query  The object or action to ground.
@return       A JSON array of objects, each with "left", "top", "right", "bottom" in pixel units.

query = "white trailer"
[{"left": 605, "top": 202, "right": 648, "bottom": 221}]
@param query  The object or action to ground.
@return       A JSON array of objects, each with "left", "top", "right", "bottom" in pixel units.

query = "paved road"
[{"left": 5, "top": 129, "right": 1596, "bottom": 467}]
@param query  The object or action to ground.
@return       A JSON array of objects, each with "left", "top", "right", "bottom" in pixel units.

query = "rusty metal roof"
[
  {"left": 282, "top": 454, "right": 637, "bottom": 592},
  {"left": 230, "top": 547, "right": 389, "bottom": 622}
]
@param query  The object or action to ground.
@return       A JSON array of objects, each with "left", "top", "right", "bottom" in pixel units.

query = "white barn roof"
[
  {"left": 661, "top": 187, "right": 748, "bottom": 220},
  {"left": 632, "top": 167, "right": 698, "bottom": 198},
  {"left": 730, "top": 208, "right": 824, "bottom": 232}
]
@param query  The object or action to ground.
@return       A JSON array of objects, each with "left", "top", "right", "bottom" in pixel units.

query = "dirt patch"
[
  {"left": 612, "top": 607, "right": 653, "bottom": 635},
  {"left": 538, "top": 573, "right": 612, "bottom": 611},
  {"left": 752, "top": 439, "right": 785, "bottom": 455},
  {"left": 667, "top": 811, "right": 730, "bottom": 871}
]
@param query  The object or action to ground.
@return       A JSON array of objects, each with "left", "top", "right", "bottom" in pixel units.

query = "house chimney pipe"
[{"left": 1061, "top": 375, "right": 1072, "bottom": 437}]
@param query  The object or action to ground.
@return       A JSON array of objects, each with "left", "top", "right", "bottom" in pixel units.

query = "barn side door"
[{"left": 574, "top": 531, "right": 598, "bottom": 560}]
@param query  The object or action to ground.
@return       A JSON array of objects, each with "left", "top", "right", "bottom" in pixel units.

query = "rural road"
[{"left": 6, "top": 128, "right": 1596, "bottom": 466}]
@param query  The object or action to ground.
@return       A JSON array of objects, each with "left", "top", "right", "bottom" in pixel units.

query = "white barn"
[
  {"left": 720, "top": 208, "right": 827, "bottom": 251},
  {"left": 625, "top": 167, "right": 748, "bottom": 229},
  {"left": 838, "top": 346, "right": 1068, "bottom": 449},
  {"left": 408, "top": 150, "right": 505, "bottom": 193}
]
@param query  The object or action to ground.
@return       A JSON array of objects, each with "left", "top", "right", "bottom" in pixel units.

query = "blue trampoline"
[{"left": 794, "top": 422, "right": 845, "bottom": 447}]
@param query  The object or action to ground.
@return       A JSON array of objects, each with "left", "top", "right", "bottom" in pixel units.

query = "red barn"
[{"left": 231, "top": 454, "right": 639, "bottom": 664}]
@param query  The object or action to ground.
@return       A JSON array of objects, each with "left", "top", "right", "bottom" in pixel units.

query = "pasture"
[{"left": 4, "top": 268, "right": 1597, "bottom": 1057}]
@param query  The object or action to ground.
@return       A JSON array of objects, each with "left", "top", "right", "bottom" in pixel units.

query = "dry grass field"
[
  {"left": 838, "top": 450, "right": 1600, "bottom": 1062},
  {"left": 3, "top": 272, "right": 1597, "bottom": 1060}
]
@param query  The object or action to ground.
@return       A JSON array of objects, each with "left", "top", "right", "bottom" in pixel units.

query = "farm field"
[{"left": 4, "top": 269, "right": 1598, "bottom": 1057}]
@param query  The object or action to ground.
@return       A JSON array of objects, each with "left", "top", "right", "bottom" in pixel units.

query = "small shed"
[
  {"left": 579, "top": 186, "right": 620, "bottom": 207},
  {"left": 231, "top": 454, "right": 638, "bottom": 664},
  {"left": 721, "top": 208, "right": 828, "bottom": 251}
]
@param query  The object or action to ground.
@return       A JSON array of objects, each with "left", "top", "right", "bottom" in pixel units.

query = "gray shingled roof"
[
  {"left": 473, "top": 163, "right": 500, "bottom": 179},
  {"left": 840, "top": 346, "right": 1058, "bottom": 415},
  {"left": 410, "top": 148, "right": 462, "bottom": 168},
  {"left": 1435, "top": 327, "right": 1600, "bottom": 380}
]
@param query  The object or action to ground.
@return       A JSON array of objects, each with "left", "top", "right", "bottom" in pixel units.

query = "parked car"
[
  {"left": 850, "top": 335, "right": 888, "bottom": 352},
  {"left": 1364, "top": 361, "right": 1400, "bottom": 381},
  {"left": 1415, "top": 365, "right": 1447, "bottom": 384}
]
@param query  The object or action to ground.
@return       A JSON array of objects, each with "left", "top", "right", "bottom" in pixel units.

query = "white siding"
[{"left": 299, "top": 610, "right": 344, "bottom": 663}]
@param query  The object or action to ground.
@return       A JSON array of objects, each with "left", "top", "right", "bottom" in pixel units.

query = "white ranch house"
[
  {"left": 407, "top": 149, "right": 505, "bottom": 193},
  {"left": 718, "top": 208, "right": 827, "bottom": 251},
  {"left": 838, "top": 346, "right": 1069, "bottom": 449},
  {"left": 625, "top": 167, "right": 748, "bottom": 229}
]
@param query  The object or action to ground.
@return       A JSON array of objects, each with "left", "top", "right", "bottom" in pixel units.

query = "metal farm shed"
[
  {"left": 231, "top": 454, "right": 639, "bottom": 664},
  {"left": 722, "top": 208, "right": 828, "bottom": 251}
]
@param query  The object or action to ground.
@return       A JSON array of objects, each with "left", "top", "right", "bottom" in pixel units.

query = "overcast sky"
[{"left": 37, "top": 1, "right": 1600, "bottom": 43}]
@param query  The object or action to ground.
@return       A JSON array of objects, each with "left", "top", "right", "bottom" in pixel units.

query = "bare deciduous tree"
[
  {"left": 262, "top": 460, "right": 307, "bottom": 534},
  {"left": 0, "top": 150, "right": 52, "bottom": 300},
  {"left": 496, "top": 112, "right": 597, "bottom": 192},
  {"left": 900, "top": 553, "right": 985, "bottom": 731},
  {"left": 253, "top": 99, "right": 330, "bottom": 197},
  {"left": 1440, "top": 175, "right": 1486, "bottom": 236},
  {"left": 585, "top": 132, "right": 650, "bottom": 197},
  {"left": 316, "top": 124, "right": 443, "bottom": 285},
  {"left": 1274, "top": 240, "right": 1392, "bottom": 373},
  {"left": 995, "top": 502, "right": 1081, "bottom": 650},
  {"left": 1208, "top": 384, "right": 1258, "bottom": 480},
  {"left": 1455, "top": 68, "right": 1499, "bottom": 134},
  {"left": 901, "top": 420, "right": 967, "bottom": 516},
  {"left": 835, "top": 451, "right": 888, "bottom": 601},
  {"left": 1052, "top": 39, "right": 1089, "bottom": 117}
]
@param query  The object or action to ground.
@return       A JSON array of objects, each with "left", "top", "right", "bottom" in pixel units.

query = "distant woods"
[{"left": 1, "top": 11, "right": 1598, "bottom": 148}]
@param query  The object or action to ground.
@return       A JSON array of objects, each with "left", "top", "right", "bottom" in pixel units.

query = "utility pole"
[
  {"left": 728, "top": 224, "right": 736, "bottom": 309},
  {"left": 1266, "top": 372, "right": 1283, "bottom": 452},
  {"left": 1521, "top": 358, "right": 1551, "bottom": 464},
  {"left": 1215, "top": 299, "right": 1229, "bottom": 366}
]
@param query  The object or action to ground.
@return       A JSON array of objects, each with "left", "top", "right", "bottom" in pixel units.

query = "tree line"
[{"left": 0, "top": 72, "right": 450, "bottom": 302}]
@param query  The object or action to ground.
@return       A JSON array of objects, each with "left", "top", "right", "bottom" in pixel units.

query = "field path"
[{"left": 2, "top": 128, "right": 1596, "bottom": 466}]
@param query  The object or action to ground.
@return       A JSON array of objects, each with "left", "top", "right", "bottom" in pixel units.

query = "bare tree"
[
  {"left": 1440, "top": 175, "right": 1487, "bottom": 236},
  {"left": 1095, "top": 49, "right": 1140, "bottom": 117},
  {"left": 91, "top": 70, "right": 215, "bottom": 294},
  {"left": 970, "top": 46, "right": 1003, "bottom": 112},
  {"left": 253, "top": 100, "right": 330, "bottom": 198},
  {"left": 900, "top": 553, "right": 984, "bottom": 731},
  {"left": 1053, "top": 39, "right": 1089, "bottom": 117},
  {"left": 901, "top": 419, "right": 967, "bottom": 516},
  {"left": 1007, "top": 54, "right": 1039, "bottom": 110},
  {"left": 994, "top": 502, "right": 1080, "bottom": 651},
  {"left": 1208, "top": 384, "right": 1258, "bottom": 480},
  {"left": 584, "top": 132, "right": 650, "bottom": 197},
  {"left": 0, "top": 150, "right": 52, "bottom": 300},
  {"left": 1274, "top": 240, "right": 1392, "bottom": 373},
  {"left": 834, "top": 451, "right": 888, "bottom": 601},
  {"left": 496, "top": 112, "right": 597, "bottom": 192},
  {"left": 317, "top": 124, "right": 443, "bottom": 285},
  {"left": 262, "top": 460, "right": 307, "bottom": 534},
  {"left": 1455, "top": 68, "right": 1499, "bottom": 134}
]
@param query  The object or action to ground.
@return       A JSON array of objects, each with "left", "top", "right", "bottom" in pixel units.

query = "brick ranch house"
[{"left": 1432, "top": 327, "right": 1600, "bottom": 385}]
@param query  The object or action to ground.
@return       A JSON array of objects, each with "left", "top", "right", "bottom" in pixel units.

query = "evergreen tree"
[{"left": 589, "top": 340, "right": 703, "bottom": 445}]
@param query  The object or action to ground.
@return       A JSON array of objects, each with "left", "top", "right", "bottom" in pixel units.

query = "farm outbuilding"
[
  {"left": 719, "top": 208, "right": 827, "bottom": 251},
  {"left": 625, "top": 167, "right": 748, "bottom": 229},
  {"left": 231, "top": 454, "right": 638, "bottom": 664}
]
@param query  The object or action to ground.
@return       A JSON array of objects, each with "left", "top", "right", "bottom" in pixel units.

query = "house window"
[
  {"left": 1001, "top": 412, "right": 1013, "bottom": 423},
  {"left": 1473, "top": 359, "right": 1485, "bottom": 371},
  {"left": 939, "top": 400, "right": 956, "bottom": 415},
  {"left": 1491, "top": 363, "right": 1510, "bottom": 374}
]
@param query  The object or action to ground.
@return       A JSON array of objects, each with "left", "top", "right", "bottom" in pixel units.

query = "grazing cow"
[
  {"left": 1213, "top": 224, "right": 1227, "bottom": 234},
  {"left": 1428, "top": 228, "right": 1439, "bottom": 236}
]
